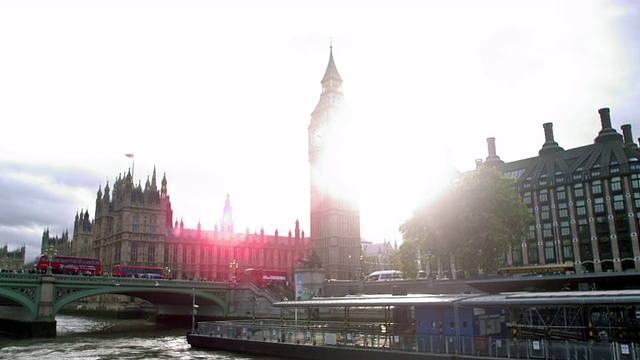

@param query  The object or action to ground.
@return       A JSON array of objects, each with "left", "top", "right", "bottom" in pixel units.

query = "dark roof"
[
  {"left": 495, "top": 108, "right": 640, "bottom": 182},
  {"left": 459, "top": 289, "right": 640, "bottom": 307},
  {"left": 321, "top": 46, "right": 342, "bottom": 84},
  {"left": 273, "top": 293, "right": 471, "bottom": 308},
  {"left": 500, "top": 137, "right": 640, "bottom": 183}
]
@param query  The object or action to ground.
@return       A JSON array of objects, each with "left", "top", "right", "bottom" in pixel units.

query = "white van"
[{"left": 365, "top": 270, "right": 403, "bottom": 281}]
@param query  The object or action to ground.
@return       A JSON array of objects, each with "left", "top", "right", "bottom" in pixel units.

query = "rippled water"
[{"left": 0, "top": 315, "right": 283, "bottom": 360}]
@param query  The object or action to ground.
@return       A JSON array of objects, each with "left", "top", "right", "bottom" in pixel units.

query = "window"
[
  {"left": 148, "top": 244, "right": 155, "bottom": 262},
  {"left": 576, "top": 200, "right": 587, "bottom": 216},
  {"left": 512, "top": 248, "right": 522, "bottom": 264},
  {"left": 632, "top": 174, "right": 640, "bottom": 189},
  {"left": 578, "top": 218, "right": 589, "bottom": 238},
  {"left": 558, "top": 203, "right": 568, "bottom": 218},
  {"left": 504, "top": 168, "right": 526, "bottom": 179},
  {"left": 556, "top": 187, "right": 566, "bottom": 201},
  {"left": 523, "top": 192, "right": 532, "bottom": 205},
  {"left": 562, "top": 239, "right": 574, "bottom": 259},
  {"left": 542, "top": 223, "right": 553, "bottom": 238},
  {"left": 528, "top": 243, "right": 539, "bottom": 263},
  {"left": 613, "top": 194, "right": 625, "bottom": 211},
  {"left": 595, "top": 216, "right": 609, "bottom": 236},
  {"left": 131, "top": 243, "right": 139, "bottom": 262},
  {"left": 150, "top": 215, "right": 157, "bottom": 234},
  {"left": 560, "top": 221, "right": 570, "bottom": 236},
  {"left": 593, "top": 198, "right": 605, "bottom": 214},
  {"left": 539, "top": 189, "right": 549, "bottom": 203},
  {"left": 574, "top": 184, "right": 584, "bottom": 198},
  {"left": 132, "top": 214, "right": 140, "bottom": 232},
  {"left": 528, "top": 225, "right": 535, "bottom": 240},
  {"left": 539, "top": 177, "right": 548, "bottom": 187},
  {"left": 591, "top": 180, "right": 602, "bottom": 195},
  {"left": 540, "top": 205, "right": 550, "bottom": 220},
  {"left": 544, "top": 240, "right": 555, "bottom": 260},
  {"left": 611, "top": 177, "right": 622, "bottom": 192}
]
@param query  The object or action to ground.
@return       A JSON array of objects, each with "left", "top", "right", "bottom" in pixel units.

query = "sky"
[{"left": 1, "top": 0, "right": 640, "bottom": 263}]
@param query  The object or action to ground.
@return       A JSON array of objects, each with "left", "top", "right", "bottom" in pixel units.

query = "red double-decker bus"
[
  {"left": 240, "top": 268, "right": 288, "bottom": 287},
  {"left": 35, "top": 255, "right": 101, "bottom": 276},
  {"left": 112, "top": 265, "right": 167, "bottom": 279}
]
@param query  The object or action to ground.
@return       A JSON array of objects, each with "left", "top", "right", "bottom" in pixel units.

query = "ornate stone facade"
[{"left": 67, "top": 168, "right": 311, "bottom": 281}]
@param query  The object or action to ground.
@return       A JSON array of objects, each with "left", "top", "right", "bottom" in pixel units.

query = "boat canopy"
[{"left": 273, "top": 289, "right": 640, "bottom": 308}]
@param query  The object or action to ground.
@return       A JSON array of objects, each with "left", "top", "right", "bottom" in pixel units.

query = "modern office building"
[{"left": 480, "top": 108, "right": 640, "bottom": 274}]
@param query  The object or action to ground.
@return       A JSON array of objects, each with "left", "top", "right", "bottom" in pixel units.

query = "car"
[{"left": 364, "top": 270, "right": 403, "bottom": 281}]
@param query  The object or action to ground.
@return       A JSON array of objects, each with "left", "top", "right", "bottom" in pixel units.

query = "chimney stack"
[
  {"left": 544, "top": 123, "right": 554, "bottom": 142},
  {"left": 599, "top": 108, "right": 612, "bottom": 129},
  {"left": 484, "top": 137, "right": 504, "bottom": 167},
  {"left": 622, "top": 124, "right": 638, "bottom": 148},
  {"left": 539, "top": 122, "right": 563, "bottom": 155},
  {"left": 487, "top": 137, "right": 497, "bottom": 157},
  {"left": 595, "top": 107, "right": 622, "bottom": 144}
]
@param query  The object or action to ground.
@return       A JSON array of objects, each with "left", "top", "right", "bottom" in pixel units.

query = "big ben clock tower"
[{"left": 308, "top": 46, "right": 361, "bottom": 280}]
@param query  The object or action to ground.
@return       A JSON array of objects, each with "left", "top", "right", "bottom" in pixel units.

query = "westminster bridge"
[{"left": 0, "top": 272, "right": 283, "bottom": 338}]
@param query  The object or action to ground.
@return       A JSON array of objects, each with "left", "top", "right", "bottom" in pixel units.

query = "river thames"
[{"left": 0, "top": 315, "right": 286, "bottom": 360}]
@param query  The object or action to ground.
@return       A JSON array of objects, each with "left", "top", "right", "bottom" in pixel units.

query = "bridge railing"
[
  {"left": 0, "top": 272, "right": 42, "bottom": 283},
  {"left": 196, "top": 319, "right": 640, "bottom": 359},
  {"left": 0, "top": 272, "right": 235, "bottom": 289}
]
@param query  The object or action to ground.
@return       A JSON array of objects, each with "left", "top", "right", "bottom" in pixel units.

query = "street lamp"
[
  {"left": 44, "top": 245, "right": 57, "bottom": 275},
  {"left": 229, "top": 259, "right": 238, "bottom": 282},
  {"left": 252, "top": 295, "right": 257, "bottom": 325},
  {"left": 359, "top": 254, "right": 364, "bottom": 280},
  {"left": 348, "top": 255, "right": 352, "bottom": 280},
  {"left": 191, "top": 287, "right": 199, "bottom": 333}
]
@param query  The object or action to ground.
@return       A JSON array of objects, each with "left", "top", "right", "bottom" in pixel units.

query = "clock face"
[{"left": 311, "top": 124, "right": 325, "bottom": 147}]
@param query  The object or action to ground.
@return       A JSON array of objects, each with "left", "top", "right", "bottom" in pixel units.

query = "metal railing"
[{"left": 196, "top": 319, "right": 640, "bottom": 359}]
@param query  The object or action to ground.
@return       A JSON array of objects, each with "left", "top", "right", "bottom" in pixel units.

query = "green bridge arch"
[
  {"left": 0, "top": 286, "right": 39, "bottom": 319},
  {"left": 0, "top": 274, "right": 230, "bottom": 326},
  {"left": 52, "top": 286, "right": 229, "bottom": 316}
]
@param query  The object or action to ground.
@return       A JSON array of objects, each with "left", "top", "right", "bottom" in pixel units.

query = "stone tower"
[
  {"left": 71, "top": 209, "right": 93, "bottom": 258},
  {"left": 308, "top": 46, "right": 361, "bottom": 280},
  {"left": 92, "top": 167, "right": 173, "bottom": 271}
]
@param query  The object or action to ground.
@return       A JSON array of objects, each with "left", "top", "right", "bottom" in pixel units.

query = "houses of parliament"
[{"left": 39, "top": 47, "right": 362, "bottom": 281}]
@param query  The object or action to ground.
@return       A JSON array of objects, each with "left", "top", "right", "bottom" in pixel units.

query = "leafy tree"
[
  {"left": 298, "top": 249, "right": 323, "bottom": 269},
  {"left": 399, "top": 166, "right": 532, "bottom": 276},
  {"left": 394, "top": 240, "right": 420, "bottom": 279}
]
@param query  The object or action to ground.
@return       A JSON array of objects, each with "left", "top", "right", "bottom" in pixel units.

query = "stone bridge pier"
[{"left": 0, "top": 274, "right": 57, "bottom": 337}]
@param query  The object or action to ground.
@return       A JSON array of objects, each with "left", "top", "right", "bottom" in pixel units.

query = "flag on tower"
[{"left": 125, "top": 154, "right": 134, "bottom": 158}]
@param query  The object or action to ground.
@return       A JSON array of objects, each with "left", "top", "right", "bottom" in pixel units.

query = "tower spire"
[{"left": 321, "top": 43, "right": 343, "bottom": 87}]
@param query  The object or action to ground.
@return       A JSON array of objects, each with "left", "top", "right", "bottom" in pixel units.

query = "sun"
[{"left": 318, "top": 112, "right": 457, "bottom": 243}]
